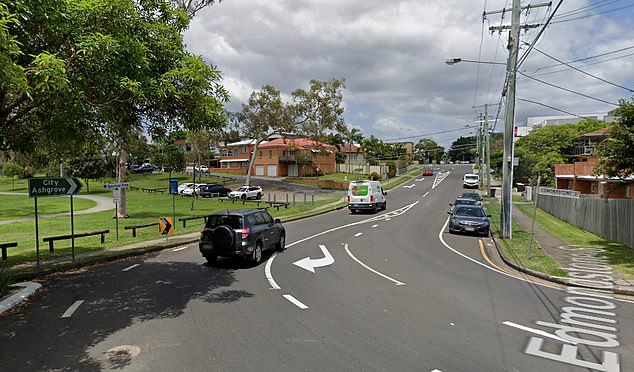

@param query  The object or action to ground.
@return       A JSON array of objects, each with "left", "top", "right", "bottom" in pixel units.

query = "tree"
[
  {"left": 448, "top": 136, "right": 477, "bottom": 163},
  {"left": 415, "top": 138, "right": 444, "bottom": 164},
  {"left": 235, "top": 85, "right": 293, "bottom": 186},
  {"left": 172, "top": 0, "right": 223, "bottom": 17},
  {"left": 343, "top": 127, "right": 364, "bottom": 173},
  {"left": 291, "top": 78, "right": 347, "bottom": 141},
  {"left": 67, "top": 148, "right": 109, "bottom": 193},
  {"left": 596, "top": 98, "right": 634, "bottom": 180},
  {"left": 151, "top": 142, "right": 186, "bottom": 176},
  {"left": 2, "top": 162, "right": 23, "bottom": 191}
]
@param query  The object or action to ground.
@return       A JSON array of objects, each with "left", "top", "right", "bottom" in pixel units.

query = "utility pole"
[
  {"left": 486, "top": 0, "right": 550, "bottom": 239},
  {"left": 484, "top": 104, "right": 491, "bottom": 198}
]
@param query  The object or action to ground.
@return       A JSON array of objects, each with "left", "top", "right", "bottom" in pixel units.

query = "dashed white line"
[
  {"left": 423, "top": 192, "right": 429, "bottom": 198},
  {"left": 172, "top": 246, "right": 188, "bottom": 252},
  {"left": 344, "top": 244, "right": 406, "bottom": 286},
  {"left": 122, "top": 264, "right": 140, "bottom": 272},
  {"left": 354, "top": 232, "right": 363, "bottom": 237},
  {"left": 283, "top": 294, "right": 309, "bottom": 309},
  {"left": 372, "top": 224, "right": 378, "bottom": 228},
  {"left": 61, "top": 300, "right": 84, "bottom": 318}
]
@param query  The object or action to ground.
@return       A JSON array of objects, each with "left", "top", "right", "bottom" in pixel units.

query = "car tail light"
[
  {"left": 347, "top": 195, "right": 350, "bottom": 202},
  {"left": 240, "top": 227, "right": 250, "bottom": 239},
  {"left": 370, "top": 195, "right": 374, "bottom": 202}
]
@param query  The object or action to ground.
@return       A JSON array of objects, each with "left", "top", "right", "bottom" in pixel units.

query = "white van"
[
  {"left": 348, "top": 180, "right": 387, "bottom": 213},
  {"left": 463, "top": 173, "right": 480, "bottom": 189}
]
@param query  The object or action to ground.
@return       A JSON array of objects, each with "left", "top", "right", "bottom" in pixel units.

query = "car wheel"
[
  {"left": 350, "top": 209, "right": 356, "bottom": 214},
  {"left": 241, "top": 194, "right": 246, "bottom": 200},
  {"left": 373, "top": 205, "right": 378, "bottom": 214},
  {"left": 256, "top": 192, "right": 262, "bottom": 199},
  {"left": 252, "top": 241, "right": 263, "bottom": 265},
  {"left": 382, "top": 201, "right": 387, "bottom": 210},
  {"left": 205, "top": 254, "right": 218, "bottom": 265},
  {"left": 278, "top": 233, "right": 286, "bottom": 251}
]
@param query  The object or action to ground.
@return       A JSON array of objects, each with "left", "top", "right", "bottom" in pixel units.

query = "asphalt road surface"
[{"left": 1, "top": 164, "right": 632, "bottom": 371}]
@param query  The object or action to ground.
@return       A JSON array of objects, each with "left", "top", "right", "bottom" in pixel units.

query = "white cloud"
[{"left": 184, "top": 0, "right": 634, "bottom": 146}]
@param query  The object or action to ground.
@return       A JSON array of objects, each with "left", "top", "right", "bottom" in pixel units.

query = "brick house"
[
  {"left": 218, "top": 139, "right": 260, "bottom": 175},
  {"left": 554, "top": 127, "right": 633, "bottom": 199}
]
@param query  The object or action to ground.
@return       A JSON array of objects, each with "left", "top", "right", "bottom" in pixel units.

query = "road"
[{"left": 0, "top": 165, "right": 632, "bottom": 371}]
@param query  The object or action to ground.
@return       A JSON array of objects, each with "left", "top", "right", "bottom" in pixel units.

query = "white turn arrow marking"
[
  {"left": 403, "top": 184, "right": 416, "bottom": 189},
  {"left": 293, "top": 245, "right": 334, "bottom": 273}
]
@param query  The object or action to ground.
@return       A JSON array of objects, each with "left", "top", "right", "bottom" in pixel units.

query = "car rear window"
[
  {"left": 205, "top": 215, "right": 243, "bottom": 229},
  {"left": 350, "top": 185, "right": 369, "bottom": 196},
  {"left": 454, "top": 207, "right": 486, "bottom": 217}
]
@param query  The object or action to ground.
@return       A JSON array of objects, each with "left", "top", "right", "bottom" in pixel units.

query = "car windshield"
[
  {"left": 454, "top": 206, "right": 486, "bottom": 218},
  {"left": 205, "top": 215, "right": 243, "bottom": 229},
  {"left": 237, "top": 187, "right": 249, "bottom": 192},
  {"left": 465, "top": 175, "right": 478, "bottom": 181}
]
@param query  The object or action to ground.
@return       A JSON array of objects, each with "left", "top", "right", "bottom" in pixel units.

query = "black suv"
[
  {"left": 199, "top": 209, "right": 285, "bottom": 265},
  {"left": 198, "top": 184, "right": 232, "bottom": 197}
]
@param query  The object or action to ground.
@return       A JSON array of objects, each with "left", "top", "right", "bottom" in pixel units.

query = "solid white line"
[
  {"left": 122, "top": 264, "right": 140, "bottom": 272},
  {"left": 172, "top": 246, "right": 188, "bottom": 252},
  {"left": 503, "top": 321, "right": 575, "bottom": 344},
  {"left": 283, "top": 294, "right": 309, "bottom": 309},
  {"left": 265, "top": 252, "right": 281, "bottom": 289},
  {"left": 344, "top": 244, "right": 405, "bottom": 286},
  {"left": 354, "top": 232, "right": 363, "bottom": 237},
  {"left": 61, "top": 300, "right": 84, "bottom": 318},
  {"left": 423, "top": 192, "right": 429, "bottom": 198},
  {"left": 372, "top": 224, "right": 378, "bottom": 228}
]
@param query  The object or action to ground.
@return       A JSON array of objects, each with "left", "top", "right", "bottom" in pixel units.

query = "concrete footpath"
[{"left": 486, "top": 196, "right": 634, "bottom": 297}]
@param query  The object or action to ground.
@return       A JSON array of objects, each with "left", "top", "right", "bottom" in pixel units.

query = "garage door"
[
  {"left": 267, "top": 165, "right": 277, "bottom": 177},
  {"left": 288, "top": 164, "right": 298, "bottom": 177},
  {"left": 255, "top": 165, "right": 264, "bottom": 176}
]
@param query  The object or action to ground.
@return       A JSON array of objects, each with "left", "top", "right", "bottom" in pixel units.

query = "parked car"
[
  {"left": 178, "top": 182, "right": 194, "bottom": 194},
  {"left": 460, "top": 192, "right": 482, "bottom": 204},
  {"left": 198, "top": 184, "right": 231, "bottom": 197},
  {"left": 449, "top": 197, "right": 478, "bottom": 211},
  {"left": 195, "top": 165, "right": 209, "bottom": 173},
  {"left": 182, "top": 183, "right": 205, "bottom": 196},
  {"left": 463, "top": 173, "right": 480, "bottom": 189},
  {"left": 199, "top": 209, "right": 285, "bottom": 264},
  {"left": 133, "top": 164, "right": 154, "bottom": 174},
  {"left": 447, "top": 205, "right": 491, "bottom": 236},
  {"left": 422, "top": 169, "right": 433, "bottom": 176},
  {"left": 228, "top": 186, "right": 263, "bottom": 200}
]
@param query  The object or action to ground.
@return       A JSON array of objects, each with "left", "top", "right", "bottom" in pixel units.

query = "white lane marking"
[
  {"left": 265, "top": 252, "right": 281, "bottom": 289},
  {"left": 432, "top": 172, "right": 450, "bottom": 189},
  {"left": 385, "top": 218, "right": 391, "bottom": 221},
  {"left": 423, "top": 192, "right": 429, "bottom": 198},
  {"left": 415, "top": 178, "right": 425, "bottom": 181},
  {"left": 354, "top": 232, "right": 363, "bottom": 237},
  {"left": 122, "top": 264, "right": 140, "bottom": 272},
  {"left": 503, "top": 321, "right": 575, "bottom": 344},
  {"left": 372, "top": 224, "right": 378, "bottom": 228},
  {"left": 283, "top": 294, "right": 309, "bottom": 309},
  {"left": 403, "top": 184, "right": 416, "bottom": 189},
  {"left": 172, "top": 246, "right": 188, "bottom": 252},
  {"left": 293, "top": 245, "right": 335, "bottom": 273},
  {"left": 61, "top": 300, "right": 84, "bottom": 318},
  {"left": 344, "top": 244, "right": 406, "bottom": 286},
  {"left": 265, "top": 201, "right": 419, "bottom": 290}
]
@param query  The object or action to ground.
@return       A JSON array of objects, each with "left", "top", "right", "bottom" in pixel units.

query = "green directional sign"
[{"left": 29, "top": 177, "right": 83, "bottom": 197}]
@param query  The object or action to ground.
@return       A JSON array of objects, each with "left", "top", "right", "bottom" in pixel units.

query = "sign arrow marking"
[{"left": 293, "top": 245, "right": 334, "bottom": 273}]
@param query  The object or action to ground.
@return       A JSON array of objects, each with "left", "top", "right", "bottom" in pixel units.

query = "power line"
[
  {"left": 517, "top": 0, "right": 564, "bottom": 69},
  {"left": 516, "top": 97, "right": 598, "bottom": 118},
  {"left": 552, "top": 3, "right": 634, "bottom": 24},
  {"left": 529, "top": 46, "right": 634, "bottom": 92},
  {"left": 383, "top": 126, "right": 476, "bottom": 142},
  {"left": 518, "top": 71, "right": 620, "bottom": 106},
  {"left": 527, "top": 45, "right": 634, "bottom": 74}
]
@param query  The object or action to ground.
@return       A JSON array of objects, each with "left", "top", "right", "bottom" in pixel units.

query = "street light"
[{"left": 445, "top": 58, "right": 506, "bottom": 66}]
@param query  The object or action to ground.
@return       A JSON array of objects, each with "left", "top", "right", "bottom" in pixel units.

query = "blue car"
[{"left": 448, "top": 206, "right": 491, "bottom": 236}]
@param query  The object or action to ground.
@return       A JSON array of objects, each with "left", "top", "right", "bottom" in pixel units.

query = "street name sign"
[
  {"left": 29, "top": 177, "right": 82, "bottom": 197},
  {"left": 103, "top": 183, "right": 130, "bottom": 189}
]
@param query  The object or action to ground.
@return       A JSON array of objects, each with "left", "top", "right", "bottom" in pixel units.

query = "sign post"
[
  {"left": 169, "top": 178, "right": 178, "bottom": 231},
  {"left": 104, "top": 183, "right": 129, "bottom": 240},
  {"left": 29, "top": 177, "right": 83, "bottom": 263}
]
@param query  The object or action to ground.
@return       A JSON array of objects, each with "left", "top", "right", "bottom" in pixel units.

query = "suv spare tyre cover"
[{"left": 212, "top": 225, "right": 235, "bottom": 251}]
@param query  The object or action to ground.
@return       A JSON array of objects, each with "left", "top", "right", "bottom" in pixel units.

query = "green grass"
[
  {"left": 483, "top": 201, "right": 568, "bottom": 277},
  {"left": 514, "top": 202, "right": 634, "bottom": 278},
  {"left": 0, "top": 195, "right": 96, "bottom": 220}
]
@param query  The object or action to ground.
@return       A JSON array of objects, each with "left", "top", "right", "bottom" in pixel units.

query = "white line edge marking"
[
  {"left": 61, "top": 300, "right": 84, "bottom": 318},
  {"left": 122, "top": 264, "right": 140, "bottom": 272},
  {"left": 354, "top": 232, "right": 363, "bottom": 237},
  {"left": 503, "top": 321, "right": 575, "bottom": 344},
  {"left": 283, "top": 294, "right": 309, "bottom": 309},
  {"left": 372, "top": 224, "right": 378, "bottom": 227},
  {"left": 344, "top": 244, "right": 405, "bottom": 286},
  {"left": 265, "top": 201, "right": 419, "bottom": 291},
  {"left": 265, "top": 252, "right": 281, "bottom": 289},
  {"left": 172, "top": 246, "right": 188, "bottom": 252}
]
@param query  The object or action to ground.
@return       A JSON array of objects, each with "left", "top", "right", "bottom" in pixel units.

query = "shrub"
[{"left": 369, "top": 172, "right": 381, "bottom": 181}]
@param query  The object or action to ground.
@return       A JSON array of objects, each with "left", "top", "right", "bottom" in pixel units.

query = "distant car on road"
[
  {"left": 463, "top": 173, "right": 480, "bottom": 189},
  {"left": 448, "top": 205, "right": 491, "bottom": 236},
  {"left": 133, "top": 164, "right": 154, "bottom": 174},
  {"left": 460, "top": 192, "right": 482, "bottom": 204},
  {"left": 228, "top": 186, "right": 263, "bottom": 200},
  {"left": 199, "top": 209, "right": 285, "bottom": 265},
  {"left": 198, "top": 184, "right": 232, "bottom": 197},
  {"left": 422, "top": 169, "right": 433, "bottom": 176}
]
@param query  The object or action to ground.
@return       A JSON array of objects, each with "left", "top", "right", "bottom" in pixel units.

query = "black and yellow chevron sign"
[{"left": 159, "top": 217, "right": 173, "bottom": 235}]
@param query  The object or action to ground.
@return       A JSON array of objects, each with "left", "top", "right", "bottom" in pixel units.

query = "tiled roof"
[
  {"left": 580, "top": 126, "right": 612, "bottom": 137},
  {"left": 258, "top": 138, "right": 333, "bottom": 149}
]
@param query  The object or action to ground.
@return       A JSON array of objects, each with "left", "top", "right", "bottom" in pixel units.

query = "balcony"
[
  {"left": 279, "top": 155, "right": 313, "bottom": 163},
  {"left": 555, "top": 160, "right": 598, "bottom": 177}
]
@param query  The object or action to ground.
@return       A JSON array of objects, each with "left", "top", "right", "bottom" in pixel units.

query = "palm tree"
[{"left": 344, "top": 128, "right": 364, "bottom": 173}]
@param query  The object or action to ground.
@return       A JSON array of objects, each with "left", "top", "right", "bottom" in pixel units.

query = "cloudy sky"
[{"left": 183, "top": 0, "right": 634, "bottom": 147}]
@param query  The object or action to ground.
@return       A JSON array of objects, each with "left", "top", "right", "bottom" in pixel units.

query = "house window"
[
  {"left": 222, "top": 149, "right": 227, "bottom": 156},
  {"left": 627, "top": 186, "right": 632, "bottom": 199},
  {"left": 242, "top": 146, "right": 247, "bottom": 153},
  {"left": 591, "top": 183, "right": 596, "bottom": 193},
  {"left": 268, "top": 150, "right": 273, "bottom": 159},
  {"left": 259, "top": 150, "right": 263, "bottom": 158}
]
